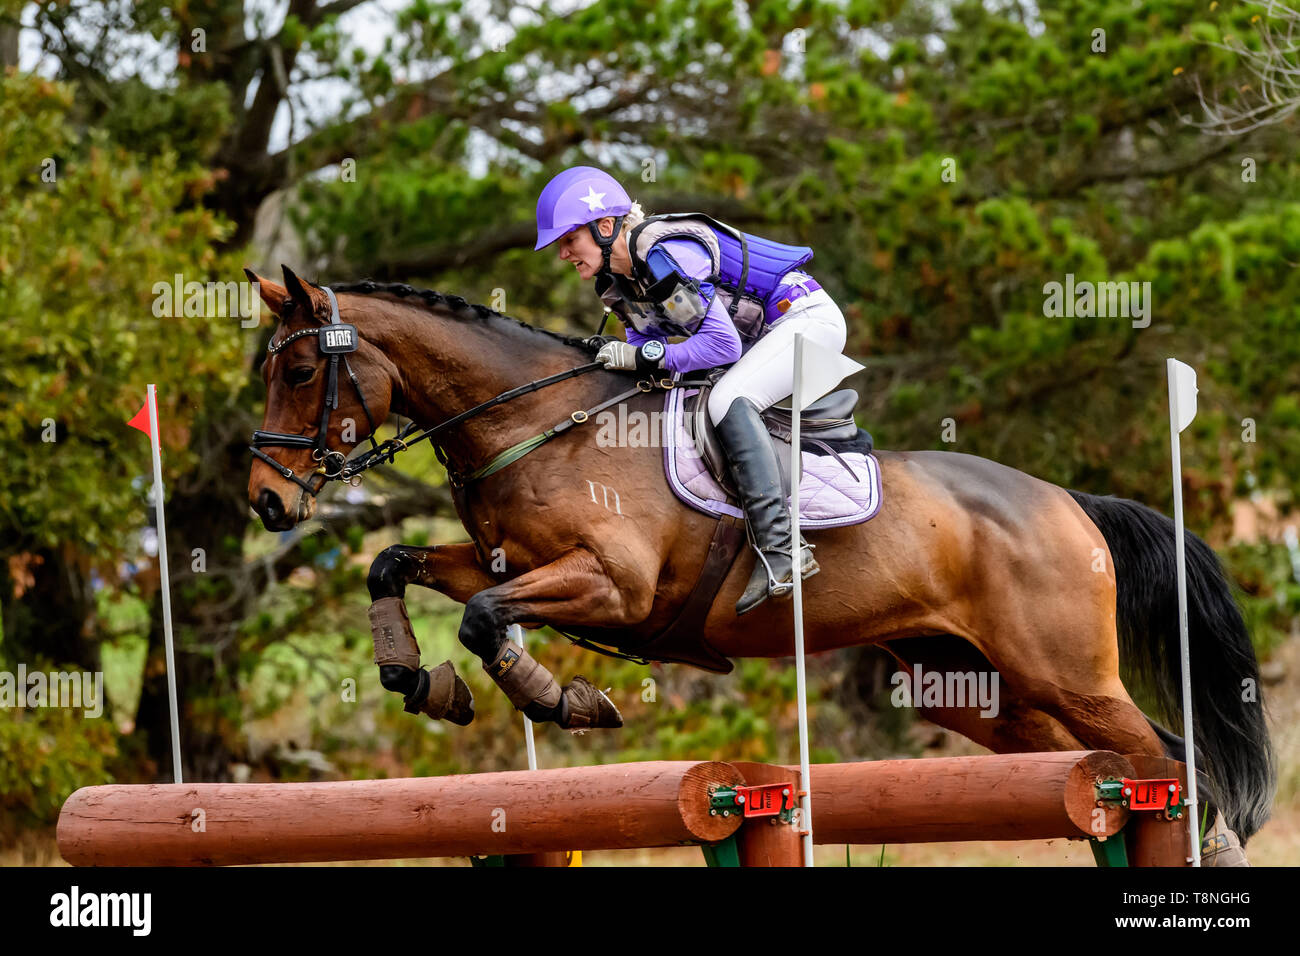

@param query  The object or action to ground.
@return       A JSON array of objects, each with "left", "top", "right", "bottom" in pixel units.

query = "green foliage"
[
  {"left": 0, "top": 706, "right": 120, "bottom": 829},
  {"left": 97, "top": 78, "right": 233, "bottom": 169},
  {"left": 0, "top": 72, "right": 245, "bottom": 557}
]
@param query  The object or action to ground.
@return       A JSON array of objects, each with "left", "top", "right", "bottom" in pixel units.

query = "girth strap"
[{"left": 632, "top": 514, "right": 744, "bottom": 672}]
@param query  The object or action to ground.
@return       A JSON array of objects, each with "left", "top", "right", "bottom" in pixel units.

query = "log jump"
[
  {"left": 809, "top": 750, "right": 1135, "bottom": 845},
  {"left": 58, "top": 761, "right": 743, "bottom": 867},
  {"left": 57, "top": 751, "right": 1190, "bottom": 867}
]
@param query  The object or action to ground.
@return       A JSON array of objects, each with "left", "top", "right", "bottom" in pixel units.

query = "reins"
[
  {"left": 438, "top": 372, "right": 699, "bottom": 487},
  {"left": 250, "top": 286, "right": 706, "bottom": 496},
  {"left": 363, "top": 358, "right": 609, "bottom": 488}
]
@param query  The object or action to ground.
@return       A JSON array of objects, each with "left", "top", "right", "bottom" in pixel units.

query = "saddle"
[
  {"left": 683, "top": 372, "right": 872, "bottom": 499},
  {"left": 598, "top": 373, "right": 875, "bottom": 675}
]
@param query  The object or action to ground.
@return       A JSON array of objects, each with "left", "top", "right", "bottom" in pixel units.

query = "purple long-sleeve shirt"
[{"left": 623, "top": 238, "right": 742, "bottom": 374}]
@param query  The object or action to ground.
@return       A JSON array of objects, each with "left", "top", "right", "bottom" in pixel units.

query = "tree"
[
  {"left": 1190, "top": 0, "right": 1300, "bottom": 134},
  {"left": 0, "top": 71, "right": 241, "bottom": 667}
]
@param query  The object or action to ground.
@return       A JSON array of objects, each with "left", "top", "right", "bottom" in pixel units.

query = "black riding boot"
[{"left": 715, "top": 398, "right": 819, "bottom": 615}]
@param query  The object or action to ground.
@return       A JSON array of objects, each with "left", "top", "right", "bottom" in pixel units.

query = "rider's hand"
[
  {"left": 595, "top": 340, "right": 636, "bottom": 369},
  {"left": 595, "top": 339, "right": 666, "bottom": 373}
]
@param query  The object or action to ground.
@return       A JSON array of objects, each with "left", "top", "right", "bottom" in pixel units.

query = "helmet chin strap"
[{"left": 588, "top": 215, "right": 626, "bottom": 276}]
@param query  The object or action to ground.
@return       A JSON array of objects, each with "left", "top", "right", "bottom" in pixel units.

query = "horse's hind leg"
[
  {"left": 882, "top": 635, "right": 1088, "bottom": 753},
  {"left": 457, "top": 548, "right": 652, "bottom": 730},
  {"left": 1140, "top": 719, "right": 1247, "bottom": 864},
  {"left": 1007, "top": 646, "right": 1250, "bottom": 864},
  {"left": 975, "top": 521, "right": 1253, "bottom": 863},
  {"left": 982, "top": 617, "right": 1165, "bottom": 759},
  {"left": 962, "top": 494, "right": 1166, "bottom": 759}
]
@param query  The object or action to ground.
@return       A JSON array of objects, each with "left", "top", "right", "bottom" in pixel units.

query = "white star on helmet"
[{"left": 580, "top": 187, "right": 607, "bottom": 211}]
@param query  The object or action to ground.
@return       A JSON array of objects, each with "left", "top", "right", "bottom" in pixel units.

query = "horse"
[{"left": 245, "top": 265, "right": 1274, "bottom": 856}]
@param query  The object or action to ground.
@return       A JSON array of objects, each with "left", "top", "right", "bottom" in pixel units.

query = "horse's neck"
[{"left": 381, "top": 308, "right": 586, "bottom": 471}]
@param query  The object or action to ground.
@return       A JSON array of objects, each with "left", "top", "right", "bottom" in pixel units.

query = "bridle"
[
  {"left": 250, "top": 285, "right": 665, "bottom": 498},
  {"left": 249, "top": 287, "right": 383, "bottom": 496}
]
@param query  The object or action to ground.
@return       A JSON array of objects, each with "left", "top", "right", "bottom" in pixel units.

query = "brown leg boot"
[
  {"left": 1200, "top": 810, "right": 1251, "bottom": 866},
  {"left": 484, "top": 639, "right": 563, "bottom": 714},
  {"left": 484, "top": 641, "right": 622, "bottom": 730},
  {"left": 369, "top": 597, "right": 474, "bottom": 724},
  {"left": 421, "top": 660, "right": 475, "bottom": 726}
]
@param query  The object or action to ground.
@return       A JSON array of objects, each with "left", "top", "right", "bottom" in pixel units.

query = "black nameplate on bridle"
[{"left": 319, "top": 324, "right": 358, "bottom": 353}]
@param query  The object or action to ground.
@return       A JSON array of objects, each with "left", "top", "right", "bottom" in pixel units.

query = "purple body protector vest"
[{"left": 594, "top": 213, "right": 814, "bottom": 344}]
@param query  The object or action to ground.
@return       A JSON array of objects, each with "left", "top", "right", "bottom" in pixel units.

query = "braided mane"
[{"left": 331, "top": 280, "right": 595, "bottom": 352}]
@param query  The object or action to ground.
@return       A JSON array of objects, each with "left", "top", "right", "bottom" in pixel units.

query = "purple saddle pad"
[{"left": 660, "top": 387, "right": 882, "bottom": 528}]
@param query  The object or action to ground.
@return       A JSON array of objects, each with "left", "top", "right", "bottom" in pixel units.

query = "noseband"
[{"left": 249, "top": 287, "right": 382, "bottom": 496}]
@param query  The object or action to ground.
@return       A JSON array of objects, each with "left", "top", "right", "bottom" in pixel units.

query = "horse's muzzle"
[{"left": 255, "top": 487, "right": 297, "bottom": 531}]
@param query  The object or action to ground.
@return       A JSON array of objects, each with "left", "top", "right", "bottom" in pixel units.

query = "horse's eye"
[{"left": 287, "top": 365, "right": 315, "bottom": 385}]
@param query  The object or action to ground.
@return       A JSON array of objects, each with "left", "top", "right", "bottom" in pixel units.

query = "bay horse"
[{"left": 245, "top": 266, "right": 1274, "bottom": 856}]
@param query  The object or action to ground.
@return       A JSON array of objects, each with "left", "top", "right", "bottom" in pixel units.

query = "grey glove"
[{"left": 595, "top": 339, "right": 666, "bottom": 373}]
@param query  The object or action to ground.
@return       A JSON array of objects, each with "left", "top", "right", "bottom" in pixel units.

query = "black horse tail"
[{"left": 1067, "top": 490, "right": 1276, "bottom": 843}]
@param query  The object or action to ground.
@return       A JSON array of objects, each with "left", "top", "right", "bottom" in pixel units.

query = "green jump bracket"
[
  {"left": 1089, "top": 834, "right": 1129, "bottom": 867},
  {"left": 701, "top": 835, "right": 741, "bottom": 867}
]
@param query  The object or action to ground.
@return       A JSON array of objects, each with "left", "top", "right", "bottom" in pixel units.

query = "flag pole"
[
  {"left": 146, "top": 384, "right": 184, "bottom": 785},
  {"left": 1166, "top": 358, "right": 1200, "bottom": 866},
  {"left": 510, "top": 623, "right": 538, "bottom": 772},
  {"left": 790, "top": 333, "right": 815, "bottom": 866},
  {"left": 512, "top": 622, "right": 580, "bottom": 864},
  {"left": 780, "top": 331, "right": 864, "bottom": 865}
]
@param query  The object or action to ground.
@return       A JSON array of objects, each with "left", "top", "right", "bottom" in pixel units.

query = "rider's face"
[
  {"left": 556, "top": 222, "right": 603, "bottom": 280},
  {"left": 556, "top": 217, "right": 629, "bottom": 279}
]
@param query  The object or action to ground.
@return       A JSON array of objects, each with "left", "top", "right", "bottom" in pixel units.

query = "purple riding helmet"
[{"left": 535, "top": 166, "right": 632, "bottom": 274}]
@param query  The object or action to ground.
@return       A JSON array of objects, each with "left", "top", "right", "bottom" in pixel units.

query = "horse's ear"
[
  {"left": 245, "top": 268, "right": 288, "bottom": 316},
  {"left": 281, "top": 265, "right": 317, "bottom": 312}
]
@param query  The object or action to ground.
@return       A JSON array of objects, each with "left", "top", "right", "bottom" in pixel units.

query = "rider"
[{"left": 535, "top": 166, "right": 849, "bottom": 615}]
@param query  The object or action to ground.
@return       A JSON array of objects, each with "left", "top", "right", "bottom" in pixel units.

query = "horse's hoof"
[
  {"left": 414, "top": 660, "right": 475, "bottom": 726},
  {"left": 559, "top": 676, "right": 622, "bottom": 730},
  {"left": 443, "top": 669, "right": 475, "bottom": 726}
]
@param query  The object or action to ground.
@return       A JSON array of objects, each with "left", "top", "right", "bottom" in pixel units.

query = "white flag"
[
  {"left": 794, "top": 338, "right": 866, "bottom": 411},
  {"left": 1167, "top": 358, "right": 1198, "bottom": 433}
]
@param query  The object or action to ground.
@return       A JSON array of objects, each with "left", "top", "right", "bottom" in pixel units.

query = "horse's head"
[{"left": 246, "top": 265, "right": 397, "bottom": 530}]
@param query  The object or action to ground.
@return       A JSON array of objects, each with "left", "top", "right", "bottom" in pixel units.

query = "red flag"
[{"left": 127, "top": 399, "right": 152, "bottom": 438}]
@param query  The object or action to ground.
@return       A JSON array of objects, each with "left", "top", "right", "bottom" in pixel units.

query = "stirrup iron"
[{"left": 753, "top": 547, "right": 796, "bottom": 597}]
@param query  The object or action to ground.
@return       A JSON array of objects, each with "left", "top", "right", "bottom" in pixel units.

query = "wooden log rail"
[
  {"left": 58, "top": 761, "right": 743, "bottom": 867},
  {"left": 808, "top": 750, "right": 1135, "bottom": 845},
  {"left": 58, "top": 751, "right": 1186, "bottom": 866}
]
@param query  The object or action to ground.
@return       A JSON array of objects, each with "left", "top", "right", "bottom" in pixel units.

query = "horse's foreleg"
[
  {"left": 458, "top": 548, "right": 650, "bottom": 731},
  {"left": 367, "top": 542, "right": 499, "bottom": 603},
  {"left": 366, "top": 543, "right": 499, "bottom": 724}
]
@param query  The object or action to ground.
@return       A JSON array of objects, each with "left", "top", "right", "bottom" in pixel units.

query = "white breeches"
[{"left": 706, "top": 288, "right": 849, "bottom": 424}]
